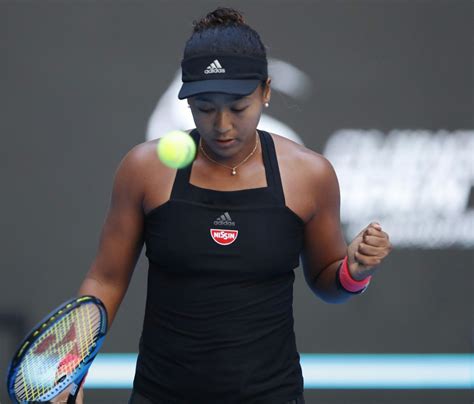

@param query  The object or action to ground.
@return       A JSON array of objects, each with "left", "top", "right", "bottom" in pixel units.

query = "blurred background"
[{"left": 1, "top": 0, "right": 472, "bottom": 403}]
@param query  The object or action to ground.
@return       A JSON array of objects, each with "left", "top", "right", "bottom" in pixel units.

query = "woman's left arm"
[{"left": 300, "top": 155, "right": 392, "bottom": 303}]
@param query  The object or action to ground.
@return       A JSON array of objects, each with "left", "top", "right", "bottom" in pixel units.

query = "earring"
[{"left": 264, "top": 102, "right": 269, "bottom": 108}]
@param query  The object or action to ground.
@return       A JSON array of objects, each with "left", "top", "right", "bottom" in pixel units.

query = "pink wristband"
[{"left": 339, "top": 256, "right": 371, "bottom": 293}]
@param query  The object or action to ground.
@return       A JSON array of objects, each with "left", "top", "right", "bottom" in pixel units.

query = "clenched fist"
[{"left": 346, "top": 222, "right": 392, "bottom": 281}]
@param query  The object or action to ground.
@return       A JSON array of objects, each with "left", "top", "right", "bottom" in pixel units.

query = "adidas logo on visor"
[
  {"left": 204, "top": 59, "right": 226, "bottom": 74},
  {"left": 213, "top": 212, "right": 235, "bottom": 226}
]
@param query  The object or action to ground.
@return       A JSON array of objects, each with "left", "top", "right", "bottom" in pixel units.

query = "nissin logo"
[{"left": 210, "top": 229, "right": 238, "bottom": 246}]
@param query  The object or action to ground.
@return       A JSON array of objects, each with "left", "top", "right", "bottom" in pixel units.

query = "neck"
[{"left": 199, "top": 131, "right": 260, "bottom": 169}]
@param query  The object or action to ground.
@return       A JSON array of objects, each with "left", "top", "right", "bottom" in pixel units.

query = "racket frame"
[{"left": 7, "top": 295, "right": 107, "bottom": 403}]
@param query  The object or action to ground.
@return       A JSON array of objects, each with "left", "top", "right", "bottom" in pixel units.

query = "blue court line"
[{"left": 84, "top": 353, "right": 474, "bottom": 389}]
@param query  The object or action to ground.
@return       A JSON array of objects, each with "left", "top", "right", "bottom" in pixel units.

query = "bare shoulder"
[
  {"left": 108, "top": 141, "right": 156, "bottom": 207},
  {"left": 116, "top": 138, "right": 180, "bottom": 213},
  {"left": 270, "top": 133, "right": 336, "bottom": 184},
  {"left": 116, "top": 138, "right": 174, "bottom": 180},
  {"left": 118, "top": 139, "right": 156, "bottom": 170},
  {"left": 110, "top": 140, "right": 164, "bottom": 197},
  {"left": 269, "top": 132, "right": 338, "bottom": 222}
]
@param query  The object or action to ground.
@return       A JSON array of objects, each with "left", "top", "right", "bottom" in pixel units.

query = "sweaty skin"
[{"left": 66, "top": 81, "right": 391, "bottom": 403}]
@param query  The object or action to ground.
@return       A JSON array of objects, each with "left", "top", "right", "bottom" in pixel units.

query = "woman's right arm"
[{"left": 78, "top": 144, "right": 147, "bottom": 329}]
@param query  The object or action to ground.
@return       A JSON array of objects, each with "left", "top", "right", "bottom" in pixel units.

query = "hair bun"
[{"left": 193, "top": 7, "right": 245, "bottom": 32}]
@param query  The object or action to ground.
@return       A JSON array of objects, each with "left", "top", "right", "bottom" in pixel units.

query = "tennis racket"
[{"left": 6, "top": 295, "right": 108, "bottom": 403}]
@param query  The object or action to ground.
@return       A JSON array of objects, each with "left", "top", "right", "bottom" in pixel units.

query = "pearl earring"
[{"left": 264, "top": 102, "right": 269, "bottom": 108}]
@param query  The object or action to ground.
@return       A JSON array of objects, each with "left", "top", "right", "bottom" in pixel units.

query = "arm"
[
  {"left": 300, "top": 156, "right": 351, "bottom": 304},
  {"left": 78, "top": 144, "right": 147, "bottom": 328},
  {"left": 301, "top": 156, "right": 392, "bottom": 303},
  {"left": 51, "top": 146, "right": 147, "bottom": 403}
]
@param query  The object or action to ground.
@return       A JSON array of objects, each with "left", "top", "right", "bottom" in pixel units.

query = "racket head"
[{"left": 7, "top": 295, "right": 107, "bottom": 403}]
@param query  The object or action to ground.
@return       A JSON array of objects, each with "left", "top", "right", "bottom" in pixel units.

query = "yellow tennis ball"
[{"left": 157, "top": 130, "right": 196, "bottom": 169}]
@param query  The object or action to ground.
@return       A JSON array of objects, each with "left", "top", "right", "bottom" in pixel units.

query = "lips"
[{"left": 214, "top": 138, "right": 237, "bottom": 148}]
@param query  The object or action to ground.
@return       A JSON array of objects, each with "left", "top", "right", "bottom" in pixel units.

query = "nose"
[{"left": 214, "top": 109, "right": 232, "bottom": 134}]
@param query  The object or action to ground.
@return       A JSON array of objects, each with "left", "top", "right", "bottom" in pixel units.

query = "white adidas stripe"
[
  {"left": 204, "top": 59, "right": 225, "bottom": 74},
  {"left": 215, "top": 212, "right": 233, "bottom": 221}
]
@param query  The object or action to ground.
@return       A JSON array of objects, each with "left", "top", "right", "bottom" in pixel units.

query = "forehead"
[{"left": 192, "top": 89, "right": 259, "bottom": 104}]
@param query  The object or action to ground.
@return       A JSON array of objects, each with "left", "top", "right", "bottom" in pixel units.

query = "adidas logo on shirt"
[
  {"left": 213, "top": 212, "right": 235, "bottom": 226},
  {"left": 204, "top": 59, "right": 226, "bottom": 74}
]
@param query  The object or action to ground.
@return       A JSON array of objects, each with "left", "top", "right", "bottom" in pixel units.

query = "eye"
[
  {"left": 231, "top": 106, "right": 248, "bottom": 113},
  {"left": 197, "top": 107, "right": 214, "bottom": 113}
]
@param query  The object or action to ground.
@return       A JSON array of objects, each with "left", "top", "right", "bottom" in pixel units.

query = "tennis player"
[{"left": 61, "top": 7, "right": 392, "bottom": 404}]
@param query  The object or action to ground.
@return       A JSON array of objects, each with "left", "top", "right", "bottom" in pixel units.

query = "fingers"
[
  {"left": 355, "top": 222, "right": 392, "bottom": 266},
  {"left": 77, "top": 386, "right": 84, "bottom": 404},
  {"left": 354, "top": 250, "right": 382, "bottom": 267},
  {"left": 364, "top": 224, "right": 391, "bottom": 245},
  {"left": 366, "top": 223, "right": 385, "bottom": 237},
  {"left": 348, "top": 222, "right": 393, "bottom": 273},
  {"left": 363, "top": 233, "right": 391, "bottom": 247},
  {"left": 51, "top": 385, "right": 84, "bottom": 404},
  {"left": 357, "top": 242, "right": 384, "bottom": 256},
  {"left": 51, "top": 390, "right": 69, "bottom": 403}
]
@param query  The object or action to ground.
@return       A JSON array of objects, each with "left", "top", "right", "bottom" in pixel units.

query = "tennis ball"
[{"left": 157, "top": 130, "right": 196, "bottom": 169}]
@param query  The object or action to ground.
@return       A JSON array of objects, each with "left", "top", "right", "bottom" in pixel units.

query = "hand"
[
  {"left": 346, "top": 222, "right": 392, "bottom": 280},
  {"left": 51, "top": 354, "right": 84, "bottom": 403},
  {"left": 51, "top": 385, "right": 84, "bottom": 404}
]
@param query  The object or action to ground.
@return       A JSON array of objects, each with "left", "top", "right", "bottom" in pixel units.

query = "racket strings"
[{"left": 13, "top": 303, "right": 102, "bottom": 401}]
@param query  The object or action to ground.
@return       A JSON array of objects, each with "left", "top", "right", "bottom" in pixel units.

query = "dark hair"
[{"left": 183, "top": 8, "right": 267, "bottom": 60}]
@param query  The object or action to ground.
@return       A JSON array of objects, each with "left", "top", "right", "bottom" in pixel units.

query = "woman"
[{"left": 64, "top": 7, "right": 392, "bottom": 404}]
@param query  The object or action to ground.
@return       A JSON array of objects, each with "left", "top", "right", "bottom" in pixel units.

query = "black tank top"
[{"left": 133, "top": 129, "right": 305, "bottom": 403}]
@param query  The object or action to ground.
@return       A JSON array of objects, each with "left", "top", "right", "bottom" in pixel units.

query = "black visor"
[{"left": 178, "top": 54, "right": 268, "bottom": 99}]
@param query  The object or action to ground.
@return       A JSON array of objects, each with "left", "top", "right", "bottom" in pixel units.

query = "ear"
[{"left": 263, "top": 78, "right": 272, "bottom": 104}]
